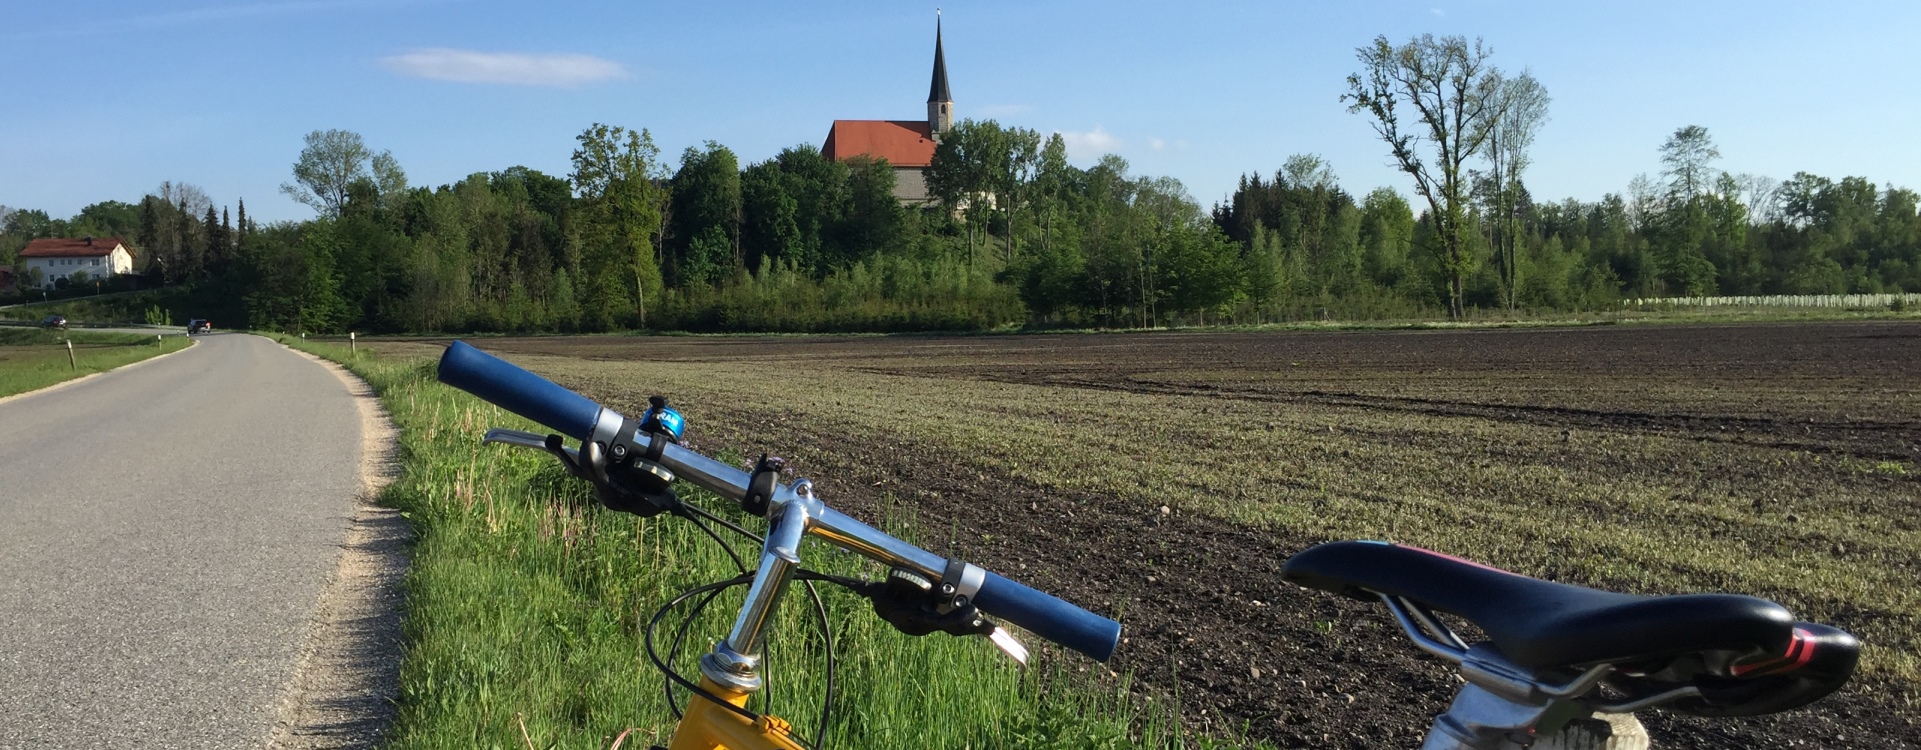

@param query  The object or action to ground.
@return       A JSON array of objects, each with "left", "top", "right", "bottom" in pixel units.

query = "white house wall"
[{"left": 21, "top": 248, "right": 131, "bottom": 288}]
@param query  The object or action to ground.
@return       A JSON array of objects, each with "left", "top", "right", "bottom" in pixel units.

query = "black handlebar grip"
[
  {"left": 974, "top": 570, "right": 1120, "bottom": 662},
  {"left": 438, "top": 341, "right": 605, "bottom": 441}
]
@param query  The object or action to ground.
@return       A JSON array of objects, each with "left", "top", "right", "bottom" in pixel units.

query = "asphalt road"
[{"left": 0, "top": 333, "right": 364, "bottom": 748}]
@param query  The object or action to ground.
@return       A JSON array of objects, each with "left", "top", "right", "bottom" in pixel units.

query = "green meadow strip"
[
  {"left": 279, "top": 338, "right": 1229, "bottom": 750},
  {"left": 0, "top": 329, "right": 192, "bottom": 399}
]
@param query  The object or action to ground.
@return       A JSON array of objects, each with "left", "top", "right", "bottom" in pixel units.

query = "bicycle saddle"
[
  {"left": 1283, "top": 541, "right": 1859, "bottom": 717},
  {"left": 1281, "top": 541, "right": 1793, "bottom": 670}
]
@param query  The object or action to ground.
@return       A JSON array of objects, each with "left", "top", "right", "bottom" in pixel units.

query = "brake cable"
[{"left": 653, "top": 499, "right": 856, "bottom": 750}]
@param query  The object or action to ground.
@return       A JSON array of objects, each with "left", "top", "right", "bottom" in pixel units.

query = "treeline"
[{"left": 5, "top": 57, "right": 1917, "bottom": 332}]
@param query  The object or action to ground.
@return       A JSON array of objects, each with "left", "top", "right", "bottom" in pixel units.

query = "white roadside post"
[
  {"left": 66, "top": 339, "right": 76, "bottom": 370},
  {"left": 350, "top": 331, "right": 356, "bottom": 354}
]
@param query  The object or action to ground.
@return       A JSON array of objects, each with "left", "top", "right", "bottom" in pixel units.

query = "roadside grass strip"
[
  {"left": 280, "top": 340, "right": 1226, "bottom": 750},
  {"left": 0, "top": 329, "right": 192, "bottom": 399}
]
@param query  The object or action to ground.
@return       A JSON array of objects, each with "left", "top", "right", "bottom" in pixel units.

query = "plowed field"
[{"left": 373, "top": 321, "right": 1921, "bottom": 749}]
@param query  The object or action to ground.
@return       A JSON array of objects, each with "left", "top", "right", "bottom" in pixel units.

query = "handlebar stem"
[{"left": 724, "top": 482, "right": 817, "bottom": 660}]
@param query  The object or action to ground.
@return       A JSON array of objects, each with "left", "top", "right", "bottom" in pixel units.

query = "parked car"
[
  {"left": 187, "top": 319, "right": 211, "bottom": 334},
  {"left": 40, "top": 315, "right": 67, "bottom": 330}
]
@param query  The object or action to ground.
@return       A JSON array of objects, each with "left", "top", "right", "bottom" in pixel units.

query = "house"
[
  {"left": 820, "top": 16, "right": 955, "bottom": 205},
  {"left": 18, "top": 236, "right": 136, "bottom": 289}
]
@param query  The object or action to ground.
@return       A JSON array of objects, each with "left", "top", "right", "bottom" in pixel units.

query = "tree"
[
  {"left": 571, "top": 123, "right": 667, "bottom": 328},
  {"left": 202, "top": 205, "right": 224, "bottom": 279},
  {"left": 71, "top": 201, "right": 143, "bottom": 239},
  {"left": 927, "top": 119, "right": 1008, "bottom": 260},
  {"left": 1360, "top": 187, "right": 1417, "bottom": 288},
  {"left": 1282, "top": 154, "right": 1338, "bottom": 191},
  {"left": 999, "top": 126, "right": 1043, "bottom": 263},
  {"left": 282, "top": 129, "right": 402, "bottom": 217},
  {"left": 236, "top": 199, "right": 251, "bottom": 247},
  {"left": 667, "top": 142, "right": 743, "bottom": 284},
  {"left": 1483, "top": 71, "right": 1551, "bottom": 309},
  {"left": 1159, "top": 225, "right": 1245, "bottom": 323},
  {"left": 4, "top": 208, "right": 60, "bottom": 239},
  {"left": 740, "top": 159, "right": 802, "bottom": 273},
  {"left": 1345, "top": 34, "right": 1505, "bottom": 318},
  {"left": 1035, "top": 133, "right": 1070, "bottom": 254},
  {"left": 1660, "top": 125, "right": 1720, "bottom": 201},
  {"left": 837, "top": 156, "right": 903, "bottom": 263}
]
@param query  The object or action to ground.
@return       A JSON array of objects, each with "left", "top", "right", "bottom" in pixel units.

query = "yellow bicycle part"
[{"left": 666, "top": 677, "right": 808, "bottom": 750}]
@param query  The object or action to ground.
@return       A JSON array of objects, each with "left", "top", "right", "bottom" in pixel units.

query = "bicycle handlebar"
[
  {"left": 436, "top": 340, "right": 1120, "bottom": 663},
  {"left": 439, "top": 340, "right": 601, "bottom": 441},
  {"left": 974, "top": 571, "right": 1118, "bottom": 662}
]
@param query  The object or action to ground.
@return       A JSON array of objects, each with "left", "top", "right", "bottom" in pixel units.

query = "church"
[{"left": 819, "top": 17, "right": 954, "bottom": 205}]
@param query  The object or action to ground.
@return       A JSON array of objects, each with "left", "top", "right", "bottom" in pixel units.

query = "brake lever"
[
  {"left": 483, "top": 427, "right": 579, "bottom": 464},
  {"left": 860, "top": 569, "right": 1030, "bottom": 666},
  {"left": 986, "top": 626, "right": 1030, "bottom": 665},
  {"left": 481, "top": 427, "right": 679, "bottom": 517}
]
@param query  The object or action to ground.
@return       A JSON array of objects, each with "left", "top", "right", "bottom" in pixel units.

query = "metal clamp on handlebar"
[
  {"left": 740, "top": 455, "right": 784, "bottom": 519},
  {"left": 570, "top": 395, "right": 684, "bottom": 518},
  {"left": 936, "top": 559, "right": 986, "bottom": 614}
]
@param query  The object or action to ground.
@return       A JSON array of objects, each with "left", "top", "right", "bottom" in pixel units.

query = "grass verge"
[
  {"left": 279, "top": 338, "right": 1219, "bottom": 750},
  {"left": 0, "top": 328, "right": 192, "bottom": 399}
]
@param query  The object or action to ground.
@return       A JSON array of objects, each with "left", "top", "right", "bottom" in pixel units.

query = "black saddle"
[
  {"left": 1282, "top": 540, "right": 1796, "bottom": 670},
  {"left": 1283, "top": 541, "right": 1860, "bottom": 718}
]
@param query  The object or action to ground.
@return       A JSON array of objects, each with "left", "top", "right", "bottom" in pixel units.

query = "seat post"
[
  {"left": 1420, "top": 643, "right": 1645, "bottom": 750},
  {"left": 1422, "top": 682, "right": 1576, "bottom": 750},
  {"left": 1421, "top": 680, "right": 1649, "bottom": 750}
]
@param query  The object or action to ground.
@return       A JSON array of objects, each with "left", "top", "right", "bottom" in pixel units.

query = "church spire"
[{"left": 927, "top": 11, "right": 953, "bottom": 135}]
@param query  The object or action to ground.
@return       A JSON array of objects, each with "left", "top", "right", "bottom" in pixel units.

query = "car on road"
[
  {"left": 187, "top": 319, "right": 211, "bottom": 334},
  {"left": 40, "top": 315, "right": 67, "bottom": 330}
]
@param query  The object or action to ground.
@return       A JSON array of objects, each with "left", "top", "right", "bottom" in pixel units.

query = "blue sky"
[{"left": 3, "top": 0, "right": 1917, "bottom": 224}]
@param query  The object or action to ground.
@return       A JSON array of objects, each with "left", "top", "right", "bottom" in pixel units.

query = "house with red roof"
[
  {"left": 821, "top": 17, "right": 955, "bottom": 205},
  {"left": 18, "top": 236, "right": 136, "bottom": 289}
]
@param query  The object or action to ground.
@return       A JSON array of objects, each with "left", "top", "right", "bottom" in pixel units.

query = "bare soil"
[{"left": 375, "top": 321, "right": 1921, "bottom": 749}]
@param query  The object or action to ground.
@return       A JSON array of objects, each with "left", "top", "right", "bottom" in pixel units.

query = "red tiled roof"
[
  {"left": 822, "top": 120, "right": 936, "bottom": 168},
  {"left": 20, "top": 237, "right": 132, "bottom": 258}
]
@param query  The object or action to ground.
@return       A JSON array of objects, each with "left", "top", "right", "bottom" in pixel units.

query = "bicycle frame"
[
  {"left": 667, "top": 676, "right": 808, "bottom": 750},
  {"left": 484, "top": 425, "right": 994, "bottom": 750}
]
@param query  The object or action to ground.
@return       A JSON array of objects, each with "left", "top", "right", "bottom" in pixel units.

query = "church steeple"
[{"left": 927, "top": 12, "right": 953, "bottom": 136}]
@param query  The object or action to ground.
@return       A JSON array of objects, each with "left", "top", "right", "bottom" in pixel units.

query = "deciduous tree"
[
  {"left": 282, "top": 129, "right": 403, "bottom": 217},
  {"left": 1345, "top": 34, "right": 1505, "bottom": 318}
]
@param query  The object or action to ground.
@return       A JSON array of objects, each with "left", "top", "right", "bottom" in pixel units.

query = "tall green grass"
[
  {"left": 0, "top": 329, "right": 191, "bottom": 398},
  {"left": 283, "top": 339, "right": 1223, "bottom": 749}
]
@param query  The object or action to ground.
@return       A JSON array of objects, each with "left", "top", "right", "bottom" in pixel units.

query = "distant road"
[{"left": 0, "top": 333, "right": 364, "bottom": 748}]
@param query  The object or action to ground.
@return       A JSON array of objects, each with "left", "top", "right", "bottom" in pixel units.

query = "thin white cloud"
[
  {"left": 1057, "top": 127, "right": 1122, "bottom": 159},
  {"left": 1430, "top": 7, "right": 1445, "bottom": 16},
  {"left": 382, "top": 48, "right": 627, "bottom": 87},
  {"left": 1149, "top": 137, "right": 1166, "bottom": 151}
]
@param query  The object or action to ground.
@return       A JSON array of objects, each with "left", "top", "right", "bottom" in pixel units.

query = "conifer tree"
[
  {"left": 203, "top": 205, "right": 222, "bottom": 278},
  {"left": 236, "top": 199, "right": 249, "bottom": 247}
]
